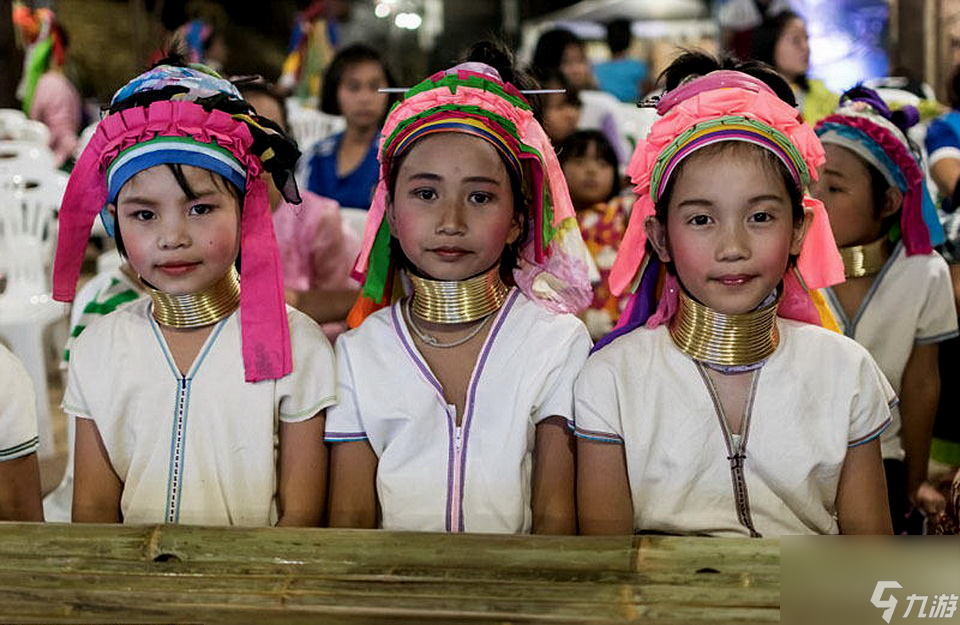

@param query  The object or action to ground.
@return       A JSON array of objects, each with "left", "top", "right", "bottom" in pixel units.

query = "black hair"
[
  {"left": 652, "top": 52, "right": 806, "bottom": 270},
  {"left": 539, "top": 69, "right": 582, "bottom": 109},
  {"left": 951, "top": 66, "right": 960, "bottom": 110},
  {"left": 386, "top": 40, "right": 532, "bottom": 285},
  {"left": 319, "top": 43, "right": 397, "bottom": 118},
  {"left": 557, "top": 130, "right": 620, "bottom": 202},
  {"left": 113, "top": 163, "right": 243, "bottom": 258},
  {"left": 531, "top": 28, "right": 584, "bottom": 82},
  {"left": 606, "top": 19, "right": 632, "bottom": 56},
  {"left": 749, "top": 10, "right": 808, "bottom": 91}
]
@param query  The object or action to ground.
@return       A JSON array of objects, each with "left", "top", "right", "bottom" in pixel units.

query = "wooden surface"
[{"left": 0, "top": 523, "right": 779, "bottom": 624}]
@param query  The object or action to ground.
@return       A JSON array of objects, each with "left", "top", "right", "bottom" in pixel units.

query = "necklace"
[
  {"left": 669, "top": 288, "right": 780, "bottom": 368},
  {"left": 146, "top": 266, "right": 241, "bottom": 329},
  {"left": 408, "top": 266, "right": 509, "bottom": 324},
  {"left": 405, "top": 298, "right": 492, "bottom": 348},
  {"left": 839, "top": 236, "right": 889, "bottom": 278}
]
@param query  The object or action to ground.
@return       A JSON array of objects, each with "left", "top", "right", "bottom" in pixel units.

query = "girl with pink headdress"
[
  {"left": 575, "top": 52, "right": 894, "bottom": 537},
  {"left": 325, "top": 42, "right": 594, "bottom": 534},
  {"left": 54, "top": 60, "right": 335, "bottom": 526}
]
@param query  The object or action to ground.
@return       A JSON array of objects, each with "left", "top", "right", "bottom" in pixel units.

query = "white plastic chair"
[
  {"left": 17, "top": 119, "right": 51, "bottom": 145},
  {"left": 0, "top": 109, "right": 27, "bottom": 140},
  {"left": 287, "top": 107, "right": 345, "bottom": 150},
  {"left": 0, "top": 182, "right": 68, "bottom": 459},
  {"left": 0, "top": 140, "right": 56, "bottom": 172},
  {"left": 339, "top": 207, "right": 369, "bottom": 242}
]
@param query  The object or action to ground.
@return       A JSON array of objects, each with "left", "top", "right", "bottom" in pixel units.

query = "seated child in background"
[
  {"left": 0, "top": 344, "right": 43, "bottom": 521},
  {"left": 559, "top": 130, "right": 630, "bottom": 339},
  {"left": 539, "top": 70, "right": 582, "bottom": 146},
  {"left": 575, "top": 53, "right": 894, "bottom": 537},
  {"left": 813, "top": 86, "right": 958, "bottom": 533},
  {"left": 325, "top": 42, "right": 594, "bottom": 534},
  {"left": 240, "top": 82, "right": 361, "bottom": 340},
  {"left": 55, "top": 60, "right": 336, "bottom": 526}
]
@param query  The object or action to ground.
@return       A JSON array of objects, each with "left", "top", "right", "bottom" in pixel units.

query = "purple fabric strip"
[{"left": 592, "top": 257, "right": 661, "bottom": 352}]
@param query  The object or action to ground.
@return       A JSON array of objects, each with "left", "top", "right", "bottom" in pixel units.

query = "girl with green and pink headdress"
[
  {"left": 575, "top": 52, "right": 894, "bottom": 537},
  {"left": 54, "top": 60, "right": 335, "bottom": 527},
  {"left": 325, "top": 42, "right": 594, "bottom": 534}
]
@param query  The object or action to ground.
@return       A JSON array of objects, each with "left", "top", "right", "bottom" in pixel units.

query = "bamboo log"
[{"left": 0, "top": 523, "right": 780, "bottom": 623}]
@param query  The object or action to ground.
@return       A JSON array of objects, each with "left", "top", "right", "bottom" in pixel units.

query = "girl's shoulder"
[
  {"left": 776, "top": 318, "right": 876, "bottom": 365},
  {"left": 508, "top": 291, "right": 591, "bottom": 342},
  {"left": 584, "top": 325, "right": 667, "bottom": 372}
]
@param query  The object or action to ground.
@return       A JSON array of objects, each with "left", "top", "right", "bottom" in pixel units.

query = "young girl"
[
  {"left": 325, "top": 43, "right": 594, "bottom": 534},
  {"left": 558, "top": 130, "right": 629, "bottom": 339},
  {"left": 0, "top": 344, "right": 43, "bottom": 521},
  {"left": 300, "top": 44, "right": 395, "bottom": 210},
  {"left": 575, "top": 53, "right": 894, "bottom": 537},
  {"left": 813, "top": 86, "right": 957, "bottom": 532},
  {"left": 53, "top": 62, "right": 336, "bottom": 526}
]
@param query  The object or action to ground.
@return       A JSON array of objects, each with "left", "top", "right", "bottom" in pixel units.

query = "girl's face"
[
  {"left": 560, "top": 43, "right": 592, "bottom": 90},
  {"left": 387, "top": 133, "right": 521, "bottom": 282},
  {"left": 811, "top": 143, "right": 891, "bottom": 247},
  {"left": 337, "top": 60, "right": 389, "bottom": 130},
  {"left": 646, "top": 148, "right": 809, "bottom": 315},
  {"left": 562, "top": 141, "right": 616, "bottom": 209},
  {"left": 774, "top": 18, "right": 810, "bottom": 81},
  {"left": 543, "top": 92, "right": 581, "bottom": 143},
  {"left": 111, "top": 164, "right": 241, "bottom": 296}
]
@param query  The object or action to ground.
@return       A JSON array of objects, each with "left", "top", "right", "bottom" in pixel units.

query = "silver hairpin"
[{"left": 378, "top": 87, "right": 567, "bottom": 95}]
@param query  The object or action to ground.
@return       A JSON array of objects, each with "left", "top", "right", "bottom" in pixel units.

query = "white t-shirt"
[
  {"left": 63, "top": 299, "right": 336, "bottom": 526},
  {"left": 822, "top": 244, "right": 958, "bottom": 460},
  {"left": 575, "top": 320, "right": 895, "bottom": 537},
  {"left": 0, "top": 344, "right": 38, "bottom": 461},
  {"left": 326, "top": 290, "right": 591, "bottom": 533}
]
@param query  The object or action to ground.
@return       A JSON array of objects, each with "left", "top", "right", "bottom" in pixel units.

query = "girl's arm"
[
  {"left": 531, "top": 416, "right": 576, "bottom": 534},
  {"left": 0, "top": 453, "right": 43, "bottom": 521},
  {"left": 276, "top": 412, "right": 327, "bottom": 527},
  {"left": 930, "top": 158, "right": 960, "bottom": 199},
  {"left": 73, "top": 418, "right": 122, "bottom": 523},
  {"left": 836, "top": 438, "right": 893, "bottom": 534},
  {"left": 898, "top": 343, "right": 946, "bottom": 517},
  {"left": 327, "top": 440, "right": 378, "bottom": 528},
  {"left": 577, "top": 438, "right": 634, "bottom": 535}
]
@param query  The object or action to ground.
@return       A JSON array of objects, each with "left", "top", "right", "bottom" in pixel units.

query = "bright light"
[
  {"left": 374, "top": 3, "right": 391, "bottom": 18},
  {"left": 394, "top": 12, "right": 422, "bottom": 30}
]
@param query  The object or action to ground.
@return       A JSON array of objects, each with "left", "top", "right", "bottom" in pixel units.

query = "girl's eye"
[
  {"left": 688, "top": 214, "right": 711, "bottom": 226},
  {"left": 469, "top": 192, "right": 493, "bottom": 205},
  {"left": 189, "top": 203, "right": 215, "bottom": 216},
  {"left": 750, "top": 211, "right": 773, "bottom": 223},
  {"left": 828, "top": 186, "right": 844, "bottom": 194},
  {"left": 412, "top": 188, "right": 437, "bottom": 201},
  {"left": 131, "top": 209, "right": 155, "bottom": 221}
]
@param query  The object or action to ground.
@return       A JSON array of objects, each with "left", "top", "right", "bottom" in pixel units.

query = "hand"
[
  {"left": 285, "top": 288, "right": 301, "bottom": 308},
  {"left": 911, "top": 481, "right": 947, "bottom": 518}
]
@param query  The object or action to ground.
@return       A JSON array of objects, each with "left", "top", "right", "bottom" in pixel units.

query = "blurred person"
[
  {"left": 750, "top": 10, "right": 838, "bottom": 124},
  {"left": 299, "top": 44, "right": 395, "bottom": 210},
  {"left": 13, "top": 6, "right": 81, "bottom": 168},
  {"left": 0, "top": 344, "right": 43, "bottom": 521},
  {"left": 532, "top": 28, "right": 630, "bottom": 164},
  {"left": 539, "top": 71, "right": 582, "bottom": 145},
  {"left": 593, "top": 18, "right": 649, "bottom": 103},
  {"left": 718, "top": 0, "right": 791, "bottom": 59}
]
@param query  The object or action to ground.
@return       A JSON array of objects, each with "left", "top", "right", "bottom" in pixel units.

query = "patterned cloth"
[{"left": 576, "top": 198, "right": 629, "bottom": 339}]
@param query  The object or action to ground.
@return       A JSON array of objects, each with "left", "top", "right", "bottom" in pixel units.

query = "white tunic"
[
  {"left": 574, "top": 320, "right": 895, "bottom": 537},
  {"left": 325, "top": 290, "right": 591, "bottom": 533},
  {"left": 63, "top": 299, "right": 336, "bottom": 526},
  {"left": 822, "top": 244, "right": 958, "bottom": 460},
  {"left": 0, "top": 344, "right": 38, "bottom": 461}
]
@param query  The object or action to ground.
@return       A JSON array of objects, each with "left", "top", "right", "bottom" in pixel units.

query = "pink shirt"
[{"left": 29, "top": 71, "right": 81, "bottom": 167}]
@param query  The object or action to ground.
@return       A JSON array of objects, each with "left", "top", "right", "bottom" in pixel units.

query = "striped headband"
[{"left": 651, "top": 116, "right": 809, "bottom": 201}]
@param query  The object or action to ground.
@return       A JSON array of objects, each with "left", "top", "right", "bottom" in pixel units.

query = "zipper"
[
  {"left": 447, "top": 405, "right": 465, "bottom": 533},
  {"left": 697, "top": 365, "right": 762, "bottom": 538},
  {"left": 166, "top": 376, "right": 189, "bottom": 524}
]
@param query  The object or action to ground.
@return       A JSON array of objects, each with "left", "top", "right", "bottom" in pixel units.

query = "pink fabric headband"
[{"left": 53, "top": 100, "right": 291, "bottom": 382}]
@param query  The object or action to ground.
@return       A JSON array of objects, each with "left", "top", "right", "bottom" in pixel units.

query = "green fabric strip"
[
  {"left": 931, "top": 437, "right": 960, "bottom": 465},
  {"left": 362, "top": 219, "right": 394, "bottom": 302}
]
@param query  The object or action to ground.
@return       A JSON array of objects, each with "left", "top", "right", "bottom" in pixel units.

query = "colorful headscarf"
[
  {"left": 53, "top": 64, "right": 302, "bottom": 382},
  {"left": 347, "top": 61, "right": 595, "bottom": 326},
  {"left": 815, "top": 86, "right": 945, "bottom": 253},
  {"left": 597, "top": 70, "right": 844, "bottom": 349}
]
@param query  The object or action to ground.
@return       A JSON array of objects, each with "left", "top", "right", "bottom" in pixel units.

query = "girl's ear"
[
  {"left": 644, "top": 215, "right": 671, "bottom": 263},
  {"left": 881, "top": 186, "right": 903, "bottom": 219},
  {"left": 790, "top": 203, "right": 815, "bottom": 256},
  {"left": 505, "top": 211, "right": 522, "bottom": 246},
  {"left": 385, "top": 196, "right": 396, "bottom": 231}
]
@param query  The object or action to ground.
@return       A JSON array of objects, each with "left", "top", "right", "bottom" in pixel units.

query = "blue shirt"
[
  {"left": 593, "top": 59, "right": 648, "bottom": 103},
  {"left": 304, "top": 131, "right": 380, "bottom": 210}
]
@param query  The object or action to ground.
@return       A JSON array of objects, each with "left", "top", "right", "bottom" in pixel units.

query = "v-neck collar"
[
  {"left": 148, "top": 303, "right": 232, "bottom": 380},
  {"left": 824, "top": 240, "right": 903, "bottom": 338}
]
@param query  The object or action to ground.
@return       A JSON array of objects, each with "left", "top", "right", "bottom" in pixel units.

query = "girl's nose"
[
  {"left": 435, "top": 200, "right": 467, "bottom": 235},
  {"left": 159, "top": 217, "right": 190, "bottom": 248},
  {"left": 716, "top": 223, "right": 750, "bottom": 261}
]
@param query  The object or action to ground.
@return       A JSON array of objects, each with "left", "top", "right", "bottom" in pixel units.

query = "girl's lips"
[
  {"left": 715, "top": 274, "right": 756, "bottom": 286},
  {"left": 156, "top": 262, "right": 201, "bottom": 276},
  {"left": 429, "top": 247, "right": 470, "bottom": 259}
]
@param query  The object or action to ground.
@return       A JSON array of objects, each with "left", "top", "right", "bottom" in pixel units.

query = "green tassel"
[
  {"left": 21, "top": 37, "right": 53, "bottom": 115},
  {"left": 362, "top": 219, "right": 394, "bottom": 303}
]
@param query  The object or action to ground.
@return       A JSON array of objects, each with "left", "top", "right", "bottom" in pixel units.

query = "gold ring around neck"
[
  {"left": 408, "top": 265, "right": 509, "bottom": 324},
  {"left": 669, "top": 288, "right": 780, "bottom": 368},
  {"left": 147, "top": 266, "right": 241, "bottom": 329},
  {"left": 839, "top": 236, "right": 889, "bottom": 279}
]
